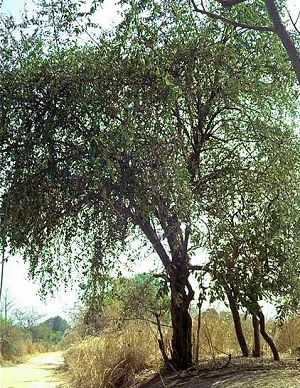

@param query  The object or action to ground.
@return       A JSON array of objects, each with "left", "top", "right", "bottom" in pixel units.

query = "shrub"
[{"left": 0, "top": 318, "right": 31, "bottom": 361}]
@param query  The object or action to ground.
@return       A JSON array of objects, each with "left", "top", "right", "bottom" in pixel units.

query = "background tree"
[
  {"left": 204, "top": 131, "right": 300, "bottom": 360},
  {"left": 0, "top": 289, "right": 15, "bottom": 320}
]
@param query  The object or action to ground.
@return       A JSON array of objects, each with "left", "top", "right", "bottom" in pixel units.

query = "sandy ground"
[{"left": 1, "top": 352, "right": 65, "bottom": 388}]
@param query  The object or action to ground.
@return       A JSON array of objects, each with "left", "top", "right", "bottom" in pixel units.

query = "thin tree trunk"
[
  {"left": 156, "top": 314, "right": 170, "bottom": 365},
  {"left": 252, "top": 314, "right": 261, "bottom": 357},
  {"left": 195, "top": 293, "right": 204, "bottom": 364},
  {"left": 257, "top": 310, "right": 280, "bottom": 361},
  {"left": 226, "top": 289, "right": 249, "bottom": 357}
]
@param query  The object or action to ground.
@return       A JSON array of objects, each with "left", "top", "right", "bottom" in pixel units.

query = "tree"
[
  {"left": 0, "top": 289, "right": 15, "bottom": 320},
  {"left": 13, "top": 308, "right": 45, "bottom": 337},
  {"left": 0, "top": 0, "right": 298, "bottom": 368},
  {"left": 191, "top": 0, "right": 300, "bottom": 84},
  {"left": 204, "top": 130, "right": 300, "bottom": 359}
]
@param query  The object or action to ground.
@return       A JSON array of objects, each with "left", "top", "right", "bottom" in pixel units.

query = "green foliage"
[
  {"left": 105, "top": 273, "right": 170, "bottom": 322},
  {"left": 80, "top": 272, "right": 170, "bottom": 336},
  {"left": 0, "top": 0, "right": 297, "bottom": 287},
  {"left": 205, "top": 128, "right": 300, "bottom": 318}
]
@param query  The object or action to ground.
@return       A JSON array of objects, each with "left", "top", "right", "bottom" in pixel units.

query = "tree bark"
[
  {"left": 252, "top": 314, "right": 261, "bottom": 357},
  {"left": 226, "top": 288, "right": 249, "bottom": 357},
  {"left": 257, "top": 310, "right": 280, "bottom": 361}
]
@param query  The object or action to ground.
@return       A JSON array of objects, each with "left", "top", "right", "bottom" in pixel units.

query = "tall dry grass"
[
  {"left": 275, "top": 316, "right": 300, "bottom": 355},
  {"left": 64, "top": 311, "right": 300, "bottom": 388},
  {"left": 64, "top": 321, "right": 164, "bottom": 388},
  {"left": 193, "top": 310, "right": 277, "bottom": 358}
]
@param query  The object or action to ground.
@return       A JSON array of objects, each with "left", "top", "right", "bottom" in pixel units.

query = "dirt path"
[{"left": 1, "top": 351, "right": 65, "bottom": 388}]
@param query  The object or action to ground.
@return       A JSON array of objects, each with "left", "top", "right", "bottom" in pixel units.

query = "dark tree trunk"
[
  {"left": 257, "top": 310, "right": 280, "bottom": 361},
  {"left": 169, "top": 269, "right": 194, "bottom": 369},
  {"left": 226, "top": 288, "right": 249, "bottom": 357},
  {"left": 252, "top": 314, "right": 261, "bottom": 357}
]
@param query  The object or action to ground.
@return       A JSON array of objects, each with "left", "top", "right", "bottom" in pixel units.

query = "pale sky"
[{"left": 0, "top": 0, "right": 297, "bottom": 321}]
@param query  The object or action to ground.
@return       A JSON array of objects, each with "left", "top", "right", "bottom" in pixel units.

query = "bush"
[{"left": 0, "top": 318, "right": 31, "bottom": 361}]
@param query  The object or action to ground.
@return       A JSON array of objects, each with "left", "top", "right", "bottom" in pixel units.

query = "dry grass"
[
  {"left": 63, "top": 312, "right": 300, "bottom": 388},
  {"left": 275, "top": 316, "right": 300, "bottom": 355},
  {"left": 64, "top": 321, "right": 163, "bottom": 388}
]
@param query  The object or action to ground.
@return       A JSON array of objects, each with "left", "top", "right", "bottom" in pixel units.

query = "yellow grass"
[
  {"left": 64, "top": 312, "right": 300, "bottom": 388},
  {"left": 64, "top": 321, "right": 163, "bottom": 388}
]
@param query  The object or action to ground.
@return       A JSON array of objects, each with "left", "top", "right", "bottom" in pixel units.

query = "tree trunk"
[
  {"left": 135, "top": 216, "right": 194, "bottom": 369},
  {"left": 194, "top": 293, "right": 204, "bottom": 364},
  {"left": 226, "top": 288, "right": 249, "bottom": 357},
  {"left": 257, "top": 310, "right": 280, "bottom": 361},
  {"left": 252, "top": 314, "right": 261, "bottom": 357},
  {"left": 169, "top": 267, "right": 194, "bottom": 370}
]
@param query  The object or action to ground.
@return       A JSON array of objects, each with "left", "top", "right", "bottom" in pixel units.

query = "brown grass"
[
  {"left": 63, "top": 311, "right": 300, "bottom": 388},
  {"left": 64, "top": 321, "right": 163, "bottom": 388}
]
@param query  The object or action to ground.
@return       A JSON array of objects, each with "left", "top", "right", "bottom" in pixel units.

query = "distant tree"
[
  {"left": 32, "top": 316, "right": 68, "bottom": 344},
  {"left": 43, "top": 316, "right": 68, "bottom": 333},
  {"left": 13, "top": 308, "right": 45, "bottom": 339},
  {"left": 0, "top": 289, "right": 15, "bottom": 320}
]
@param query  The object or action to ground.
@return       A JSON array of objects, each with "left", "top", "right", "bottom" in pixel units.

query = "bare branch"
[
  {"left": 286, "top": 8, "right": 300, "bottom": 36},
  {"left": 190, "top": 0, "right": 274, "bottom": 32}
]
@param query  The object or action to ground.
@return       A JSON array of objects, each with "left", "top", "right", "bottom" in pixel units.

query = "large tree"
[{"left": 0, "top": 0, "right": 298, "bottom": 368}]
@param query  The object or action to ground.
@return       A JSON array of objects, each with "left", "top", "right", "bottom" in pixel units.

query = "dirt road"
[{"left": 1, "top": 352, "right": 65, "bottom": 388}]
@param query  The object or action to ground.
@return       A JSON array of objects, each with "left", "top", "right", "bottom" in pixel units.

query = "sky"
[{"left": 0, "top": 0, "right": 298, "bottom": 321}]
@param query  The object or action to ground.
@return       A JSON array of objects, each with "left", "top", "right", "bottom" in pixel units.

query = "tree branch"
[
  {"left": 264, "top": 0, "right": 300, "bottom": 84},
  {"left": 286, "top": 9, "right": 300, "bottom": 36},
  {"left": 190, "top": 0, "right": 274, "bottom": 32},
  {"left": 132, "top": 214, "right": 171, "bottom": 269},
  {"left": 215, "top": 0, "right": 247, "bottom": 6}
]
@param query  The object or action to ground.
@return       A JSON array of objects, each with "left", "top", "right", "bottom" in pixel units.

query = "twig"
[{"left": 286, "top": 8, "right": 300, "bottom": 36}]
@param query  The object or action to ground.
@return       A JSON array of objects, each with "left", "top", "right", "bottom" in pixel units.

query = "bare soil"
[
  {"left": 1, "top": 351, "right": 65, "bottom": 388},
  {"left": 138, "top": 357, "right": 300, "bottom": 388}
]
